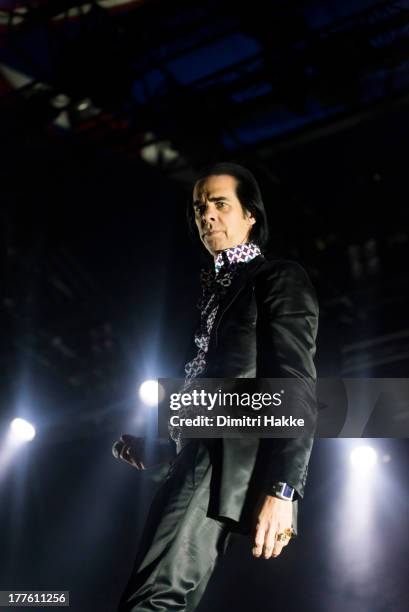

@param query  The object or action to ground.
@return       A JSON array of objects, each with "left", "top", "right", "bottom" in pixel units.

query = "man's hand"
[
  {"left": 116, "top": 434, "right": 147, "bottom": 469},
  {"left": 252, "top": 495, "right": 293, "bottom": 559},
  {"left": 115, "top": 434, "right": 174, "bottom": 470}
]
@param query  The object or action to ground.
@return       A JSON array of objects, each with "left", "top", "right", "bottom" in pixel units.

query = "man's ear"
[{"left": 244, "top": 208, "right": 256, "bottom": 226}]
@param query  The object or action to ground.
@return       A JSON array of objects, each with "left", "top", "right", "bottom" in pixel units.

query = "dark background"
[{"left": 0, "top": 1, "right": 409, "bottom": 611}]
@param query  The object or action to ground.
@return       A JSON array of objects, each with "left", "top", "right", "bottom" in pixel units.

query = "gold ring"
[{"left": 276, "top": 528, "right": 293, "bottom": 542}]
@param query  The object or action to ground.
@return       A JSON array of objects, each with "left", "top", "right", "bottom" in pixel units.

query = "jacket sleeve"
[{"left": 254, "top": 260, "right": 319, "bottom": 499}]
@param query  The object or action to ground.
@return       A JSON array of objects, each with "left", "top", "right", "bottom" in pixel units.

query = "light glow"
[
  {"left": 350, "top": 445, "right": 378, "bottom": 469},
  {"left": 9, "top": 418, "right": 36, "bottom": 442},
  {"left": 139, "top": 380, "right": 164, "bottom": 406}
]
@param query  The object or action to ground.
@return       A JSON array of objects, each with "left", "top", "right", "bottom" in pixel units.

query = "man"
[{"left": 116, "top": 162, "right": 319, "bottom": 611}]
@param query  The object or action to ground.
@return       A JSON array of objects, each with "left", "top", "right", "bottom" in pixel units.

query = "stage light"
[
  {"left": 139, "top": 380, "right": 164, "bottom": 406},
  {"left": 51, "top": 93, "right": 70, "bottom": 109},
  {"left": 0, "top": 418, "right": 36, "bottom": 479},
  {"left": 329, "top": 441, "right": 387, "bottom": 603},
  {"left": 350, "top": 445, "right": 378, "bottom": 469},
  {"left": 77, "top": 98, "right": 91, "bottom": 111},
  {"left": 9, "top": 418, "right": 36, "bottom": 443},
  {"left": 329, "top": 441, "right": 381, "bottom": 590}
]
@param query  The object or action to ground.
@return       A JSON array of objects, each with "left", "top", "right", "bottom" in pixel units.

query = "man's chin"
[{"left": 204, "top": 238, "right": 228, "bottom": 254}]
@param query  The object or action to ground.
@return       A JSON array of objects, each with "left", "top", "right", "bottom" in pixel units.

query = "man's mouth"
[{"left": 204, "top": 230, "right": 222, "bottom": 237}]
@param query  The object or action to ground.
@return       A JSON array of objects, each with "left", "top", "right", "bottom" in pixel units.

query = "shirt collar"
[{"left": 213, "top": 242, "right": 262, "bottom": 274}]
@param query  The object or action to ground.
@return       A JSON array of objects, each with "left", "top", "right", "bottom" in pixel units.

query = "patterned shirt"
[{"left": 169, "top": 242, "right": 262, "bottom": 446}]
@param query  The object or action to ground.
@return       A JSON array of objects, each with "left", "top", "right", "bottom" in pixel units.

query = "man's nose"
[{"left": 201, "top": 203, "right": 217, "bottom": 224}]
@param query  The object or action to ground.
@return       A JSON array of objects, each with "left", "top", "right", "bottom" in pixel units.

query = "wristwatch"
[{"left": 270, "top": 481, "right": 295, "bottom": 501}]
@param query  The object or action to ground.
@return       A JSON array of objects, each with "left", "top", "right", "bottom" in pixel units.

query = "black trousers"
[{"left": 117, "top": 440, "right": 233, "bottom": 612}]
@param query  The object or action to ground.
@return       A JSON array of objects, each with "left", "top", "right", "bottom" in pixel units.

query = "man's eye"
[{"left": 193, "top": 202, "right": 225, "bottom": 214}]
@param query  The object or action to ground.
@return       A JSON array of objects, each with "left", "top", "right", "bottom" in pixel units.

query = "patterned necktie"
[{"left": 169, "top": 242, "right": 261, "bottom": 445}]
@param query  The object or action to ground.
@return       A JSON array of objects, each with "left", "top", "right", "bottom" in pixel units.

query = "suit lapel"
[{"left": 209, "top": 254, "right": 265, "bottom": 348}]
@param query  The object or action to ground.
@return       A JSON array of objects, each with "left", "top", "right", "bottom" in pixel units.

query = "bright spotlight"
[
  {"left": 9, "top": 418, "right": 36, "bottom": 443},
  {"left": 350, "top": 445, "right": 377, "bottom": 469},
  {"left": 139, "top": 380, "right": 163, "bottom": 406}
]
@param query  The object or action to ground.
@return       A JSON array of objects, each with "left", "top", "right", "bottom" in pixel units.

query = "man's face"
[{"left": 192, "top": 174, "right": 256, "bottom": 258}]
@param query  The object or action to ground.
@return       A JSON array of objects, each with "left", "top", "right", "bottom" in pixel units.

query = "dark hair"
[{"left": 186, "top": 161, "right": 269, "bottom": 251}]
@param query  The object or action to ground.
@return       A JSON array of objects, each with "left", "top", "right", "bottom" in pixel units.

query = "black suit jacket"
[{"left": 182, "top": 255, "right": 319, "bottom": 536}]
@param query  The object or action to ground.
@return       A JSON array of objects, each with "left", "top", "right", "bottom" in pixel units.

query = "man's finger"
[
  {"left": 272, "top": 541, "right": 284, "bottom": 558},
  {"left": 119, "top": 444, "right": 129, "bottom": 460},
  {"left": 120, "top": 445, "right": 136, "bottom": 464},
  {"left": 262, "top": 526, "right": 277, "bottom": 559},
  {"left": 252, "top": 523, "right": 266, "bottom": 558},
  {"left": 272, "top": 530, "right": 290, "bottom": 557}
]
